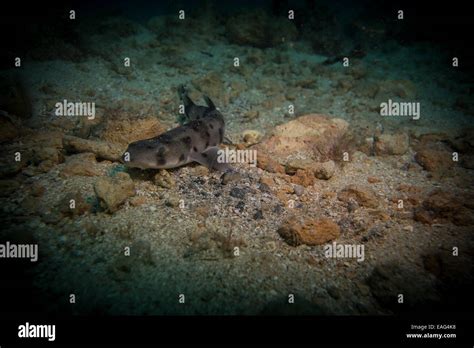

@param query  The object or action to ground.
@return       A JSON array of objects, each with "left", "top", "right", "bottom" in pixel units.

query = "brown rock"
[
  {"left": 58, "top": 192, "right": 92, "bottom": 217},
  {"left": 374, "top": 133, "right": 409, "bottom": 156},
  {"left": 367, "top": 176, "right": 381, "bottom": 183},
  {"left": 63, "top": 135, "right": 124, "bottom": 161},
  {"left": 242, "top": 130, "right": 263, "bottom": 145},
  {"left": 255, "top": 114, "right": 350, "bottom": 167},
  {"left": 313, "top": 160, "right": 336, "bottom": 180},
  {"left": 277, "top": 216, "right": 340, "bottom": 246},
  {"left": 414, "top": 209, "right": 433, "bottom": 224},
  {"left": 290, "top": 169, "right": 315, "bottom": 187},
  {"left": 415, "top": 148, "right": 453, "bottom": 173},
  {"left": 94, "top": 172, "right": 135, "bottom": 213},
  {"left": 256, "top": 152, "right": 285, "bottom": 174},
  {"left": 129, "top": 196, "right": 146, "bottom": 207},
  {"left": 154, "top": 169, "right": 175, "bottom": 189},
  {"left": 421, "top": 189, "right": 474, "bottom": 226},
  {"left": 100, "top": 117, "right": 165, "bottom": 146},
  {"left": 60, "top": 153, "right": 101, "bottom": 177},
  {"left": 259, "top": 176, "right": 275, "bottom": 188},
  {"left": 285, "top": 158, "right": 336, "bottom": 180},
  {"left": 338, "top": 185, "right": 379, "bottom": 208}
]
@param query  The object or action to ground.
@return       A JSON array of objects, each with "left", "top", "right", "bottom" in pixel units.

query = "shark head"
[{"left": 122, "top": 138, "right": 169, "bottom": 169}]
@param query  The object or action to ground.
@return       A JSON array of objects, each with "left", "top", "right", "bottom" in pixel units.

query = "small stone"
[
  {"left": 221, "top": 171, "right": 242, "bottom": 185},
  {"left": 293, "top": 184, "right": 304, "bottom": 196},
  {"left": 374, "top": 133, "right": 409, "bottom": 156},
  {"left": 367, "top": 176, "right": 381, "bottom": 184},
  {"left": 60, "top": 153, "right": 100, "bottom": 177},
  {"left": 290, "top": 169, "right": 315, "bottom": 187},
  {"left": 260, "top": 176, "right": 275, "bottom": 188},
  {"left": 129, "top": 196, "right": 146, "bottom": 207},
  {"left": 338, "top": 185, "right": 379, "bottom": 208},
  {"left": 165, "top": 194, "right": 180, "bottom": 208},
  {"left": 244, "top": 110, "right": 260, "bottom": 121},
  {"left": 94, "top": 173, "right": 135, "bottom": 213},
  {"left": 154, "top": 169, "right": 175, "bottom": 189},
  {"left": 257, "top": 152, "right": 285, "bottom": 174},
  {"left": 242, "top": 129, "right": 263, "bottom": 145},
  {"left": 313, "top": 160, "right": 336, "bottom": 180},
  {"left": 403, "top": 225, "right": 414, "bottom": 232},
  {"left": 57, "top": 192, "right": 92, "bottom": 217},
  {"left": 277, "top": 216, "right": 340, "bottom": 246}
]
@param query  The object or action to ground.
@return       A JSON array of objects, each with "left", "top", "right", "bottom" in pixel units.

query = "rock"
[
  {"left": 259, "top": 176, "right": 275, "bottom": 188},
  {"left": 415, "top": 148, "right": 453, "bottom": 173},
  {"left": 242, "top": 129, "right": 263, "bottom": 146},
  {"left": 255, "top": 114, "right": 350, "bottom": 166},
  {"left": 413, "top": 136, "right": 454, "bottom": 174},
  {"left": 338, "top": 185, "right": 379, "bottom": 208},
  {"left": 374, "top": 133, "right": 409, "bottom": 156},
  {"left": 165, "top": 194, "right": 180, "bottom": 208},
  {"left": 313, "top": 160, "right": 336, "bottom": 180},
  {"left": 290, "top": 169, "right": 315, "bottom": 187},
  {"left": 57, "top": 192, "right": 92, "bottom": 217},
  {"left": 256, "top": 152, "right": 285, "bottom": 174},
  {"left": 422, "top": 189, "right": 474, "bottom": 226},
  {"left": 63, "top": 135, "right": 123, "bottom": 161},
  {"left": 189, "top": 166, "right": 210, "bottom": 177},
  {"left": 94, "top": 172, "right": 135, "bottom": 212},
  {"left": 367, "top": 176, "right": 381, "bottom": 183},
  {"left": 129, "top": 196, "right": 146, "bottom": 207},
  {"left": 99, "top": 117, "right": 165, "bottom": 146},
  {"left": 226, "top": 10, "right": 297, "bottom": 48},
  {"left": 293, "top": 184, "right": 304, "bottom": 196},
  {"left": 243, "top": 110, "right": 260, "bottom": 122},
  {"left": 413, "top": 208, "right": 433, "bottom": 225},
  {"left": 286, "top": 158, "right": 336, "bottom": 180},
  {"left": 277, "top": 216, "right": 340, "bottom": 246},
  {"left": 154, "top": 169, "right": 175, "bottom": 189},
  {"left": 366, "top": 263, "right": 439, "bottom": 312},
  {"left": 60, "top": 153, "right": 101, "bottom": 177},
  {"left": 32, "top": 147, "right": 62, "bottom": 165},
  {"left": 221, "top": 171, "right": 242, "bottom": 185}
]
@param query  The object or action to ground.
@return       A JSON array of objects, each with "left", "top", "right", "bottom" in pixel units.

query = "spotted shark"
[{"left": 122, "top": 86, "right": 230, "bottom": 172}]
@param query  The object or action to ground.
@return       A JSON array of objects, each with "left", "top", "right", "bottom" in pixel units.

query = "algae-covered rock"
[{"left": 94, "top": 172, "right": 135, "bottom": 213}]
